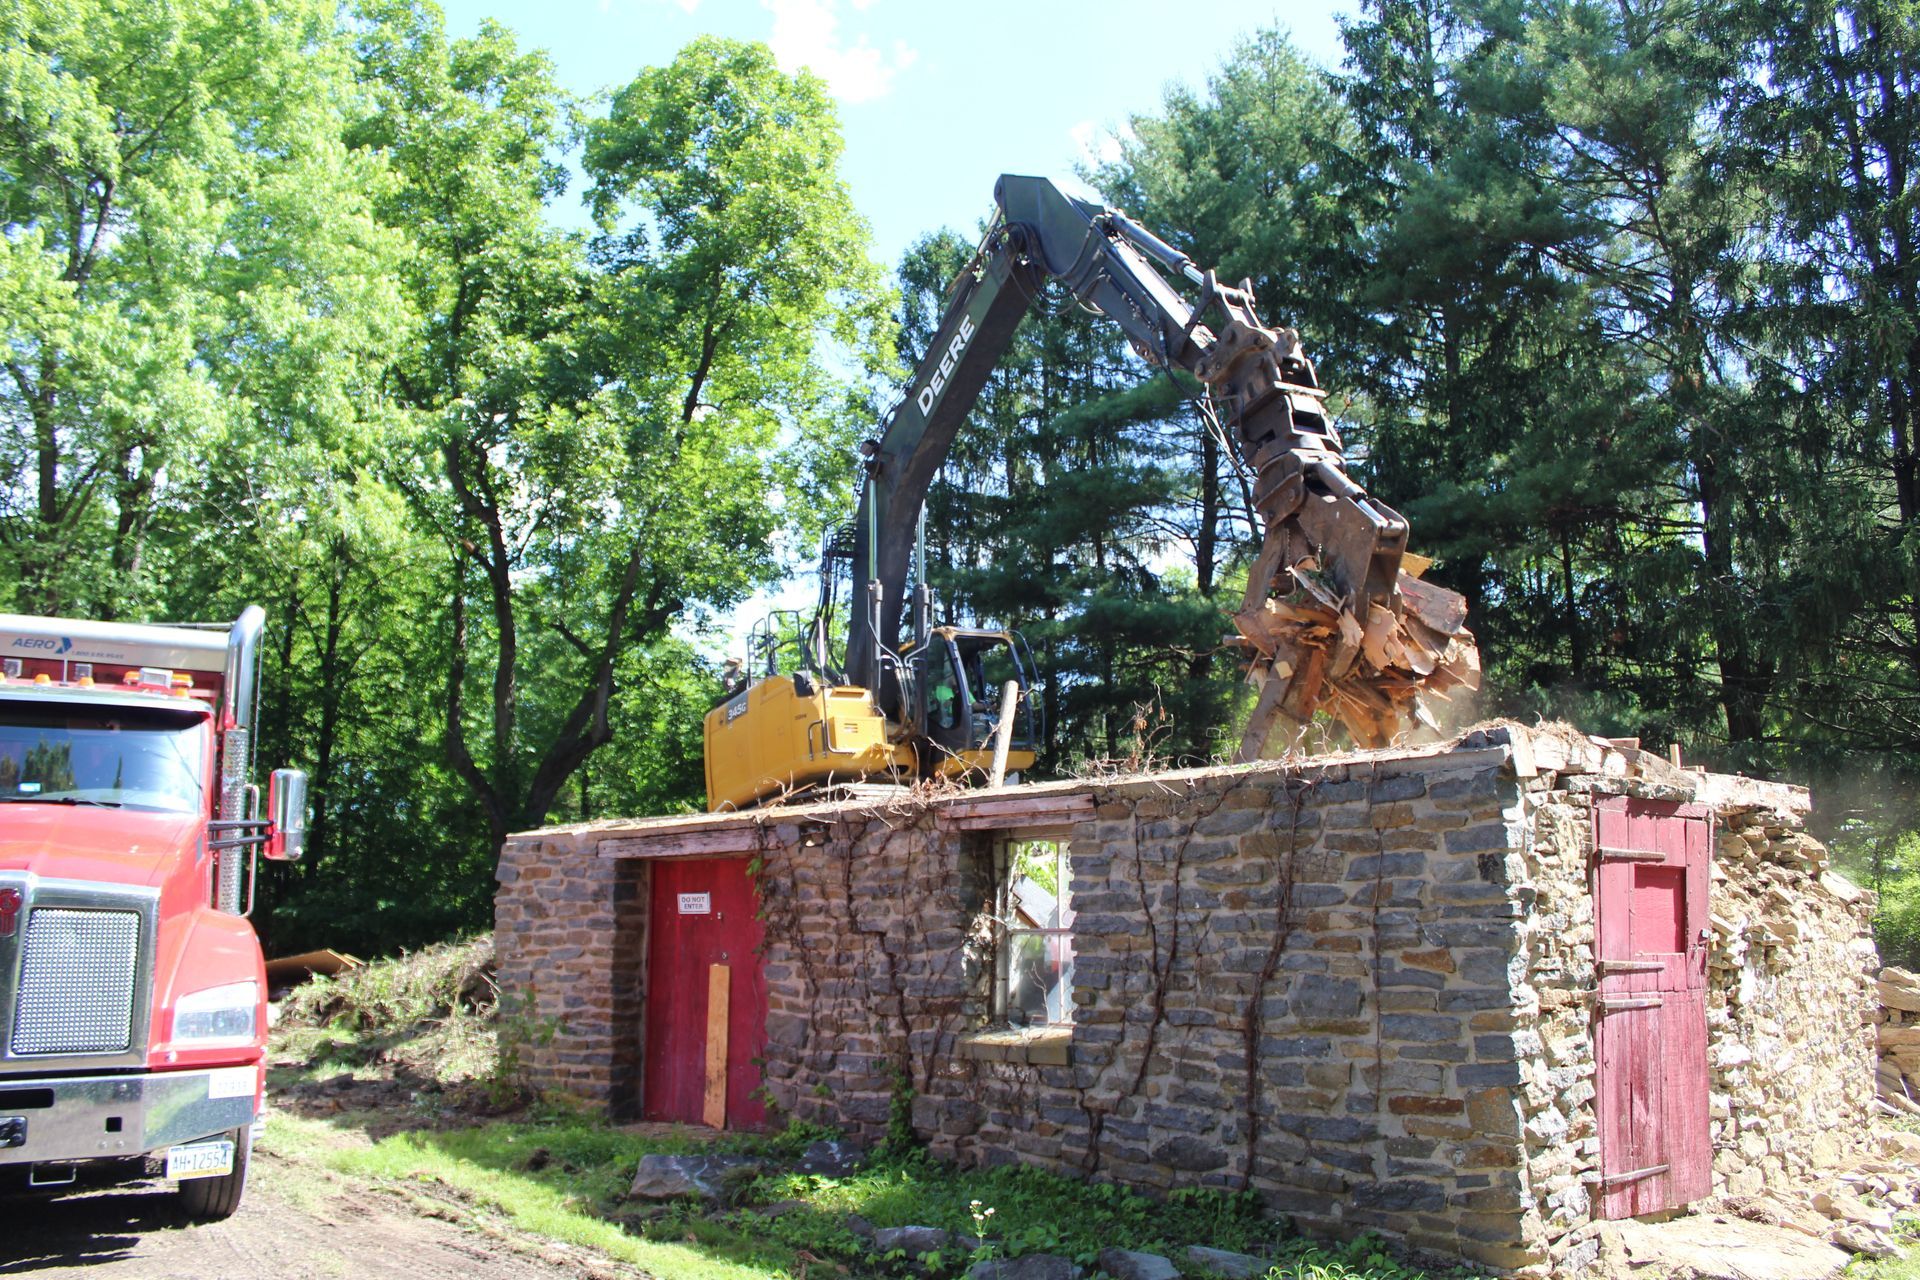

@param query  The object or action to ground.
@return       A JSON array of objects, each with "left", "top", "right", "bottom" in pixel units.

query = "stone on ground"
[
  {"left": 1096, "top": 1247, "right": 1180, "bottom": 1280},
  {"left": 625, "top": 1153, "right": 764, "bottom": 1203},
  {"left": 965, "top": 1255, "right": 1083, "bottom": 1280},
  {"left": 1614, "top": 1214, "right": 1849, "bottom": 1280},
  {"left": 796, "top": 1139, "right": 865, "bottom": 1177},
  {"left": 1830, "top": 1223, "right": 1902, "bottom": 1260},
  {"left": 873, "top": 1226, "right": 953, "bottom": 1257},
  {"left": 1181, "top": 1245, "right": 1270, "bottom": 1279}
]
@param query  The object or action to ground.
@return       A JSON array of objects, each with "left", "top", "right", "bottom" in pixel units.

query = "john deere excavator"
[{"left": 702, "top": 175, "right": 1479, "bottom": 811}]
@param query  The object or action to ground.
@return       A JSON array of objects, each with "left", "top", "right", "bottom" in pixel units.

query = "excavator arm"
[{"left": 847, "top": 175, "right": 1478, "bottom": 756}]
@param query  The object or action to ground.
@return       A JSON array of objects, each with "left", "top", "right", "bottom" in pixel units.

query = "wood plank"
[
  {"left": 1509, "top": 726, "right": 1537, "bottom": 778},
  {"left": 941, "top": 791, "right": 1096, "bottom": 819},
  {"left": 1598, "top": 1163, "right": 1670, "bottom": 1188},
  {"left": 1235, "top": 670, "right": 1294, "bottom": 764},
  {"left": 703, "top": 963, "right": 730, "bottom": 1129},
  {"left": 1397, "top": 571, "right": 1468, "bottom": 634},
  {"left": 602, "top": 830, "right": 766, "bottom": 859},
  {"left": 1598, "top": 847, "right": 1669, "bottom": 862},
  {"left": 1598, "top": 959, "right": 1666, "bottom": 975}
]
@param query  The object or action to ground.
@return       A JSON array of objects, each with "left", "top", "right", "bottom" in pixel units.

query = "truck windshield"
[{"left": 0, "top": 703, "right": 209, "bottom": 814}]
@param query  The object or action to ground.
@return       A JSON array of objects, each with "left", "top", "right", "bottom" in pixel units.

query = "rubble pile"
[
  {"left": 1721, "top": 1128, "right": 1920, "bottom": 1262},
  {"left": 1878, "top": 965, "right": 1920, "bottom": 1117}
]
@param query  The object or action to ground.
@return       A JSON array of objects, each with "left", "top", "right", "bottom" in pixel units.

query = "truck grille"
[{"left": 12, "top": 908, "right": 141, "bottom": 1055}]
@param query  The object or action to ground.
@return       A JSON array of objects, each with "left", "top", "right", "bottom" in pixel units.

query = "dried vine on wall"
[{"left": 1239, "top": 771, "right": 1315, "bottom": 1189}]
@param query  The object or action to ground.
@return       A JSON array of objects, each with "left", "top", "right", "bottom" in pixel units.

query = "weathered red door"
[
  {"left": 642, "top": 857, "right": 768, "bottom": 1129},
  {"left": 1593, "top": 797, "right": 1711, "bottom": 1218}
]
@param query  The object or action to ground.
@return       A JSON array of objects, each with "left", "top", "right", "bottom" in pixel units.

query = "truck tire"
[{"left": 175, "top": 1126, "right": 251, "bottom": 1223}]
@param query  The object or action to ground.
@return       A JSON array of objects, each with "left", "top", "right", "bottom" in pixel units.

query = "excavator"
[{"left": 702, "top": 175, "right": 1479, "bottom": 811}]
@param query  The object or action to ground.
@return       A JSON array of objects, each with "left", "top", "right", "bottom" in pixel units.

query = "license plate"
[{"left": 165, "top": 1139, "right": 234, "bottom": 1181}]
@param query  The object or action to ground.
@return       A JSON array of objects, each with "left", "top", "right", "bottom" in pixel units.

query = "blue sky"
[
  {"left": 437, "top": 0, "right": 1355, "bottom": 267},
  {"left": 433, "top": 0, "right": 1357, "bottom": 652}
]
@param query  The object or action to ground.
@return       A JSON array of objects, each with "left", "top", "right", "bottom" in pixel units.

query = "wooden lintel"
[
  {"left": 1596, "top": 995, "right": 1664, "bottom": 1012},
  {"left": 946, "top": 812, "right": 1086, "bottom": 832},
  {"left": 939, "top": 792, "right": 1094, "bottom": 832},
  {"left": 599, "top": 829, "right": 765, "bottom": 859},
  {"left": 941, "top": 791, "right": 1095, "bottom": 817}
]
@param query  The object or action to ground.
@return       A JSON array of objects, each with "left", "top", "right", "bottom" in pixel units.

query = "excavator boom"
[
  {"left": 851, "top": 175, "right": 1478, "bottom": 756},
  {"left": 706, "top": 175, "right": 1480, "bottom": 808}
]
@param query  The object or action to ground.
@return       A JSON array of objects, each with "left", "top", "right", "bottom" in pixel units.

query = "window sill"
[{"left": 957, "top": 1025, "right": 1072, "bottom": 1066}]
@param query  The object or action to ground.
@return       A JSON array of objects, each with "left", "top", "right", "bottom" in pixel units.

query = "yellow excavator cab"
[{"left": 703, "top": 675, "right": 914, "bottom": 811}]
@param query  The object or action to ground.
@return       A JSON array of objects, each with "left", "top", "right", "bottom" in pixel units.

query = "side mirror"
[{"left": 266, "top": 768, "right": 308, "bottom": 862}]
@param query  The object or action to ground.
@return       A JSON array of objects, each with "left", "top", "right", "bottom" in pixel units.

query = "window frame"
[{"left": 992, "top": 834, "right": 1074, "bottom": 1028}]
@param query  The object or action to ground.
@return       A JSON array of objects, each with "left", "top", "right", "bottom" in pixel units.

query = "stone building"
[{"left": 494, "top": 723, "right": 1878, "bottom": 1274}]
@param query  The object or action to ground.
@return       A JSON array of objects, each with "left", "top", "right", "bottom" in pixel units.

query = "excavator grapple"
[{"left": 1192, "top": 299, "right": 1480, "bottom": 755}]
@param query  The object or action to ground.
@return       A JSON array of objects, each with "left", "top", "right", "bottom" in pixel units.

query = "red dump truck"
[{"left": 0, "top": 607, "right": 305, "bottom": 1219}]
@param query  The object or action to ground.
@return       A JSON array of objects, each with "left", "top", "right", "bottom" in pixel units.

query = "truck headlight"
[{"left": 173, "top": 980, "right": 258, "bottom": 1043}]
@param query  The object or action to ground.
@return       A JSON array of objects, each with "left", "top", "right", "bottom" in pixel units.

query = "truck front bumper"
[{"left": 0, "top": 1066, "right": 259, "bottom": 1165}]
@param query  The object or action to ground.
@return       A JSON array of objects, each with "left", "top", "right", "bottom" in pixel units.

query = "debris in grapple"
[{"left": 1232, "top": 563, "right": 1480, "bottom": 757}]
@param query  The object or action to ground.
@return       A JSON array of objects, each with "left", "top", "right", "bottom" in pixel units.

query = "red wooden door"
[
  {"left": 642, "top": 857, "right": 768, "bottom": 1129},
  {"left": 1593, "top": 797, "right": 1711, "bottom": 1218}
]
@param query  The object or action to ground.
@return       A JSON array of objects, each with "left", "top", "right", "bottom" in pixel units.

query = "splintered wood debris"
[{"left": 1232, "top": 553, "right": 1481, "bottom": 757}]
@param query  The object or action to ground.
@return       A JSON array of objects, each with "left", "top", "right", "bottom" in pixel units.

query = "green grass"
[
  {"left": 267, "top": 942, "right": 1490, "bottom": 1280},
  {"left": 292, "top": 1111, "right": 1484, "bottom": 1280}
]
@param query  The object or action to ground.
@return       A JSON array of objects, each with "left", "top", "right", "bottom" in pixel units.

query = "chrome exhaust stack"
[{"left": 215, "top": 607, "right": 265, "bottom": 915}]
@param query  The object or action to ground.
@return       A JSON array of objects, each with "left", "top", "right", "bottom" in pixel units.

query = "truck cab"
[{"left": 0, "top": 608, "right": 305, "bottom": 1220}]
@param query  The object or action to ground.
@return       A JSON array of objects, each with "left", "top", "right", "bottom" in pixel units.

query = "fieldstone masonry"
[{"left": 495, "top": 723, "right": 1878, "bottom": 1275}]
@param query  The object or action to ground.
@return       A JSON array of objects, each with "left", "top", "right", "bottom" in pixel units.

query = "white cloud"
[{"left": 764, "top": 0, "right": 917, "bottom": 104}]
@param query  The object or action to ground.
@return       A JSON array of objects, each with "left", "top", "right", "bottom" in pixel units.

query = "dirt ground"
[{"left": 0, "top": 1144, "right": 639, "bottom": 1280}]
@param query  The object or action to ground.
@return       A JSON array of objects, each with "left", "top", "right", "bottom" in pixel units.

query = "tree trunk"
[
  {"left": 1694, "top": 454, "right": 1768, "bottom": 748},
  {"left": 308, "top": 544, "right": 349, "bottom": 867}
]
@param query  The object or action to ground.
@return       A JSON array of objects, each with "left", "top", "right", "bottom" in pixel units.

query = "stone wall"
[
  {"left": 494, "top": 725, "right": 1877, "bottom": 1276},
  {"left": 494, "top": 835, "right": 650, "bottom": 1111},
  {"left": 747, "top": 745, "right": 1537, "bottom": 1269},
  {"left": 1878, "top": 966, "right": 1920, "bottom": 1114}
]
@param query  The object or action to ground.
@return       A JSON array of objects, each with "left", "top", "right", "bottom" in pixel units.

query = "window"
[
  {"left": 0, "top": 703, "right": 209, "bottom": 814},
  {"left": 995, "top": 837, "right": 1074, "bottom": 1026}
]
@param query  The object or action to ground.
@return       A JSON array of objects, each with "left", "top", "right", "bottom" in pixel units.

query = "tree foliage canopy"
[{"left": 4, "top": 0, "right": 1919, "bottom": 951}]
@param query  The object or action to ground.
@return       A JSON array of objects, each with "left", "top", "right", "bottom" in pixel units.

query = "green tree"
[
  {"left": 0, "top": 0, "right": 405, "bottom": 617},
  {"left": 1459, "top": 0, "right": 1794, "bottom": 755},
  {"left": 359, "top": 18, "right": 887, "bottom": 852},
  {"left": 1095, "top": 29, "right": 1359, "bottom": 611},
  {"left": 1730, "top": 0, "right": 1920, "bottom": 754}
]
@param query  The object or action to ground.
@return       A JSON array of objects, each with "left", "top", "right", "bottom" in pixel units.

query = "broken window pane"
[{"left": 1005, "top": 931, "right": 1074, "bottom": 1026}]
